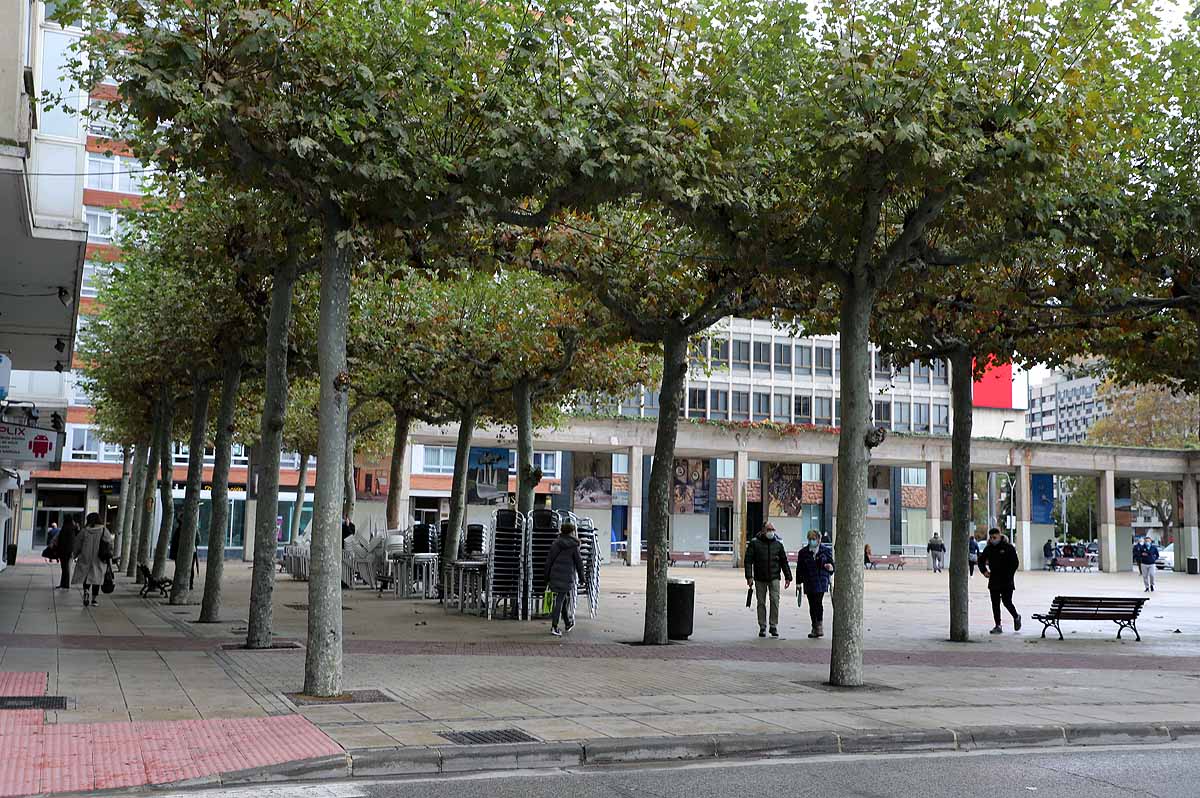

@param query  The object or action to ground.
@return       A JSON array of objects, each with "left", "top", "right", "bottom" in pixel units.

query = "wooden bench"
[
  {"left": 136, "top": 563, "right": 172, "bottom": 599},
  {"left": 1032, "top": 595, "right": 1149, "bottom": 641},
  {"left": 865, "top": 555, "right": 905, "bottom": 570},
  {"left": 1052, "top": 557, "right": 1091, "bottom": 572},
  {"left": 669, "top": 551, "right": 710, "bottom": 567}
]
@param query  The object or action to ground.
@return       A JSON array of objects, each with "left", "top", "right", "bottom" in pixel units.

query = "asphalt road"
[{"left": 154, "top": 744, "right": 1199, "bottom": 798}]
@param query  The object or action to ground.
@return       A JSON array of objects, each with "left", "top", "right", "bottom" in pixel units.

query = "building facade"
[{"left": 1026, "top": 371, "right": 1107, "bottom": 443}]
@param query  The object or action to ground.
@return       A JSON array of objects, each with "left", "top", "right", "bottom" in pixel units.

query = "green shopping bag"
[{"left": 541, "top": 588, "right": 554, "bottom": 615}]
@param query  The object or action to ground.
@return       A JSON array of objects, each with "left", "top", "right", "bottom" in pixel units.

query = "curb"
[{"left": 140, "top": 720, "right": 1200, "bottom": 791}]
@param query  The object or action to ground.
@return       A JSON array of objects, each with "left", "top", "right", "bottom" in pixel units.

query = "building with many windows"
[{"left": 1026, "top": 371, "right": 1108, "bottom": 443}]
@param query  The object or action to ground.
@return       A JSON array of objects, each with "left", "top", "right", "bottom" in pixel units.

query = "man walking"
[
  {"left": 978, "top": 527, "right": 1021, "bottom": 635},
  {"left": 1134, "top": 535, "right": 1158, "bottom": 592},
  {"left": 744, "top": 522, "right": 792, "bottom": 638},
  {"left": 927, "top": 533, "right": 946, "bottom": 573}
]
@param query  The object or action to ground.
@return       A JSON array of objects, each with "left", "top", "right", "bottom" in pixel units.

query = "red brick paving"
[
  {"left": 0, "top": 673, "right": 342, "bottom": 797},
  {"left": 0, "top": 673, "right": 46, "bottom": 697}
]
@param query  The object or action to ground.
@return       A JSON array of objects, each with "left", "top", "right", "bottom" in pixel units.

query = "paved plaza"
[{"left": 0, "top": 558, "right": 1198, "bottom": 793}]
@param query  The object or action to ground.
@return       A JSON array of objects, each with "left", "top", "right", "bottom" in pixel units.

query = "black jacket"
[
  {"left": 545, "top": 534, "right": 585, "bottom": 593},
  {"left": 55, "top": 525, "right": 76, "bottom": 558},
  {"left": 744, "top": 535, "right": 793, "bottom": 583},
  {"left": 978, "top": 539, "right": 1020, "bottom": 591}
]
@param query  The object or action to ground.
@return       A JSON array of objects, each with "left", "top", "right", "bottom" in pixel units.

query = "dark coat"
[
  {"left": 978, "top": 538, "right": 1020, "bottom": 591},
  {"left": 54, "top": 525, "right": 75, "bottom": 560},
  {"left": 544, "top": 534, "right": 585, "bottom": 593},
  {"left": 744, "top": 535, "right": 793, "bottom": 583},
  {"left": 796, "top": 544, "right": 835, "bottom": 594}
]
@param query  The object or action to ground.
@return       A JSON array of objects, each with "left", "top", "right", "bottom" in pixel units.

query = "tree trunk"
[
  {"left": 170, "top": 377, "right": 212, "bottom": 603},
  {"left": 132, "top": 414, "right": 161, "bottom": 579},
  {"left": 151, "top": 396, "right": 176, "bottom": 580},
  {"left": 290, "top": 453, "right": 311, "bottom": 541},
  {"left": 514, "top": 379, "right": 537, "bottom": 516},
  {"left": 948, "top": 347, "right": 974, "bottom": 642},
  {"left": 125, "top": 442, "right": 148, "bottom": 574},
  {"left": 303, "top": 207, "right": 351, "bottom": 698},
  {"left": 442, "top": 404, "right": 477, "bottom": 593},
  {"left": 246, "top": 257, "right": 299, "bottom": 649},
  {"left": 829, "top": 281, "right": 874, "bottom": 687},
  {"left": 200, "top": 354, "right": 243, "bottom": 622},
  {"left": 342, "top": 431, "right": 357, "bottom": 523},
  {"left": 116, "top": 445, "right": 134, "bottom": 568},
  {"left": 643, "top": 331, "right": 688, "bottom": 645},
  {"left": 385, "top": 410, "right": 410, "bottom": 529}
]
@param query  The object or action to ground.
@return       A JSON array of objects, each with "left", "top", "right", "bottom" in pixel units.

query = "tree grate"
[
  {"left": 438, "top": 729, "right": 540, "bottom": 745},
  {"left": 284, "top": 604, "right": 352, "bottom": 611},
  {"left": 285, "top": 689, "right": 394, "bottom": 706},
  {"left": 0, "top": 696, "right": 68, "bottom": 710}
]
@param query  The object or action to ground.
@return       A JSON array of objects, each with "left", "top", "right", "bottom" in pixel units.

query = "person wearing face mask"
[
  {"left": 744, "top": 523, "right": 793, "bottom": 638},
  {"left": 795, "top": 530, "right": 835, "bottom": 639},
  {"left": 977, "top": 527, "right": 1021, "bottom": 634}
]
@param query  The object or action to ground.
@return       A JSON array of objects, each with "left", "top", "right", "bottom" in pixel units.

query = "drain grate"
[
  {"left": 0, "top": 696, "right": 68, "bottom": 710},
  {"left": 285, "top": 689, "right": 394, "bottom": 706},
  {"left": 438, "top": 729, "right": 540, "bottom": 745}
]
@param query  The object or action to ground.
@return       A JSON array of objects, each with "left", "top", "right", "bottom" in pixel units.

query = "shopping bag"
[
  {"left": 541, "top": 588, "right": 554, "bottom": 616},
  {"left": 101, "top": 563, "right": 115, "bottom": 594}
]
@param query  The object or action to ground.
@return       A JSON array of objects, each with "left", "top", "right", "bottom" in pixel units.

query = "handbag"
[
  {"left": 541, "top": 588, "right": 554, "bottom": 616},
  {"left": 101, "top": 563, "right": 115, "bottom": 594}
]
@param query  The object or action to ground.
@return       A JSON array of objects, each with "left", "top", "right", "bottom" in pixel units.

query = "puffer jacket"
[
  {"left": 796, "top": 544, "right": 835, "bottom": 594},
  {"left": 744, "top": 534, "right": 793, "bottom": 583},
  {"left": 544, "top": 534, "right": 585, "bottom": 593}
]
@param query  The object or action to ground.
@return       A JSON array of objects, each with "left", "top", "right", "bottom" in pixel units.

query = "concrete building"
[
  {"left": 1027, "top": 370, "right": 1107, "bottom": 443},
  {"left": 1, "top": 0, "right": 89, "bottom": 568}
]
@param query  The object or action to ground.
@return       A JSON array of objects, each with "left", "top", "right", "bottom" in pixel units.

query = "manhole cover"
[
  {"left": 284, "top": 604, "right": 352, "bottom": 611},
  {"left": 285, "top": 689, "right": 394, "bottom": 706},
  {"left": 0, "top": 696, "right": 69, "bottom": 710},
  {"left": 220, "top": 641, "right": 303, "bottom": 650},
  {"left": 438, "top": 729, "right": 539, "bottom": 745}
]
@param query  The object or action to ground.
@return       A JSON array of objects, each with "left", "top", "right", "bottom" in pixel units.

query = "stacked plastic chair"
[
  {"left": 486, "top": 508, "right": 527, "bottom": 620},
  {"left": 574, "top": 517, "right": 602, "bottom": 619},
  {"left": 528, "top": 509, "right": 562, "bottom": 618}
]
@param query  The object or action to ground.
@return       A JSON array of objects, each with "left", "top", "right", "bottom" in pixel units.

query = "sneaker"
[
  {"left": 989, "top": 626, "right": 1003, "bottom": 634},
  {"left": 758, "top": 628, "right": 766, "bottom": 638},
  {"left": 1014, "top": 614, "right": 1021, "bottom": 632},
  {"left": 565, "top": 621, "right": 575, "bottom": 633},
  {"left": 551, "top": 628, "right": 562, "bottom": 637},
  {"left": 769, "top": 627, "right": 779, "bottom": 638},
  {"left": 90, "top": 597, "right": 100, "bottom": 607}
]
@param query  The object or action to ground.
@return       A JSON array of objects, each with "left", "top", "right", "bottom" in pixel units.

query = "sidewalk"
[{"left": 1, "top": 559, "right": 1198, "bottom": 794}]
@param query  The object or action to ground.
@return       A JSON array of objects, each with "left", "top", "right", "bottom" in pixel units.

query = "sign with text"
[{"left": 0, "top": 421, "right": 64, "bottom": 468}]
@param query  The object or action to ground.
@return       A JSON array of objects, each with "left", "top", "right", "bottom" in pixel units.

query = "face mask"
[{"left": 808, "top": 539, "right": 819, "bottom": 549}]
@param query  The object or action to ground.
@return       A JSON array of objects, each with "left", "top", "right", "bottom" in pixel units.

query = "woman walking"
[
  {"left": 544, "top": 521, "right": 585, "bottom": 637},
  {"left": 72, "top": 513, "right": 113, "bottom": 608},
  {"left": 796, "top": 530, "right": 835, "bottom": 638}
]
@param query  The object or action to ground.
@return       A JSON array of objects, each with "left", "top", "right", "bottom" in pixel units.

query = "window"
[
  {"left": 732, "top": 390, "right": 750, "bottom": 421},
  {"left": 709, "top": 389, "right": 729, "bottom": 420},
  {"left": 912, "top": 361, "right": 931, "bottom": 382},
  {"left": 422, "top": 446, "right": 456, "bottom": 474},
  {"left": 895, "top": 362, "right": 910, "bottom": 382},
  {"left": 612, "top": 453, "right": 629, "bottom": 474},
  {"left": 932, "top": 359, "right": 948, "bottom": 385},
  {"left": 508, "top": 451, "right": 558, "bottom": 479},
  {"left": 835, "top": 399, "right": 841, "bottom": 426},
  {"left": 802, "top": 463, "right": 822, "bottom": 481},
  {"left": 774, "top": 342, "right": 792, "bottom": 375},
  {"left": 874, "top": 351, "right": 892, "bottom": 379},
  {"left": 86, "top": 98, "right": 117, "bottom": 136},
  {"left": 80, "top": 261, "right": 112, "bottom": 298},
  {"left": 773, "top": 393, "right": 791, "bottom": 422},
  {"left": 794, "top": 395, "right": 812, "bottom": 423},
  {"left": 748, "top": 461, "right": 761, "bottom": 480},
  {"left": 933, "top": 403, "right": 950, "bottom": 434},
  {"left": 752, "top": 341, "right": 771, "bottom": 372},
  {"left": 711, "top": 339, "right": 730, "bottom": 369},
  {"left": 835, "top": 349, "right": 841, "bottom": 374},
  {"left": 901, "top": 467, "right": 927, "bottom": 486},
  {"left": 620, "top": 392, "right": 642, "bottom": 417},
  {"left": 795, "top": 344, "right": 813, "bottom": 375},
  {"left": 85, "top": 206, "right": 120, "bottom": 242},
  {"left": 914, "top": 403, "right": 931, "bottom": 433},
  {"left": 874, "top": 400, "right": 891, "bottom": 427},
  {"left": 687, "top": 388, "right": 707, "bottom": 418},
  {"left": 732, "top": 339, "right": 751, "bottom": 373},
  {"left": 815, "top": 346, "right": 833, "bottom": 376},
  {"left": 86, "top": 152, "right": 114, "bottom": 190},
  {"left": 815, "top": 396, "right": 833, "bottom": 426},
  {"left": 40, "top": 31, "right": 79, "bottom": 138},
  {"left": 753, "top": 391, "right": 770, "bottom": 421},
  {"left": 643, "top": 386, "right": 660, "bottom": 419},
  {"left": 894, "top": 401, "right": 911, "bottom": 431},
  {"left": 716, "top": 458, "right": 734, "bottom": 479},
  {"left": 69, "top": 426, "right": 101, "bottom": 461},
  {"left": 688, "top": 339, "right": 708, "bottom": 370}
]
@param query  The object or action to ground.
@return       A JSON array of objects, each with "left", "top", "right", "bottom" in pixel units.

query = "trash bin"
[
  {"left": 667, "top": 577, "right": 695, "bottom": 640},
  {"left": 5, "top": 544, "right": 16, "bottom": 567},
  {"left": 1188, "top": 556, "right": 1198, "bottom": 576}
]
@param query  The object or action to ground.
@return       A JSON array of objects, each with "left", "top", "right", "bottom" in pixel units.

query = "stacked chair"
[{"left": 486, "top": 509, "right": 527, "bottom": 620}]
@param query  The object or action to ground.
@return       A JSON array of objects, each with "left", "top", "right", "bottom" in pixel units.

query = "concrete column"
[
  {"left": 85, "top": 481, "right": 100, "bottom": 517},
  {"left": 732, "top": 449, "right": 749, "bottom": 568},
  {"left": 1016, "top": 465, "right": 1032, "bottom": 571},
  {"left": 926, "top": 460, "right": 941, "bottom": 540},
  {"left": 1098, "top": 469, "right": 1118, "bottom": 573},
  {"left": 828, "top": 456, "right": 838, "bottom": 544},
  {"left": 1181, "top": 476, "right": 1199, "bottom": 574},
  {"left": 628, "top": 446, "right": 643, "bottom": 566}
]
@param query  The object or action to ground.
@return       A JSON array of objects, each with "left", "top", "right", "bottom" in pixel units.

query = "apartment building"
[
  {"left": 1026, "top": 371, "right": 1108, "bottom": 443},
  {"left": 1, "top": 1, "right": 89, "bottom": 567},
  {"left": 4, "top": 7, "right": 310, "bottom": 559}
]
